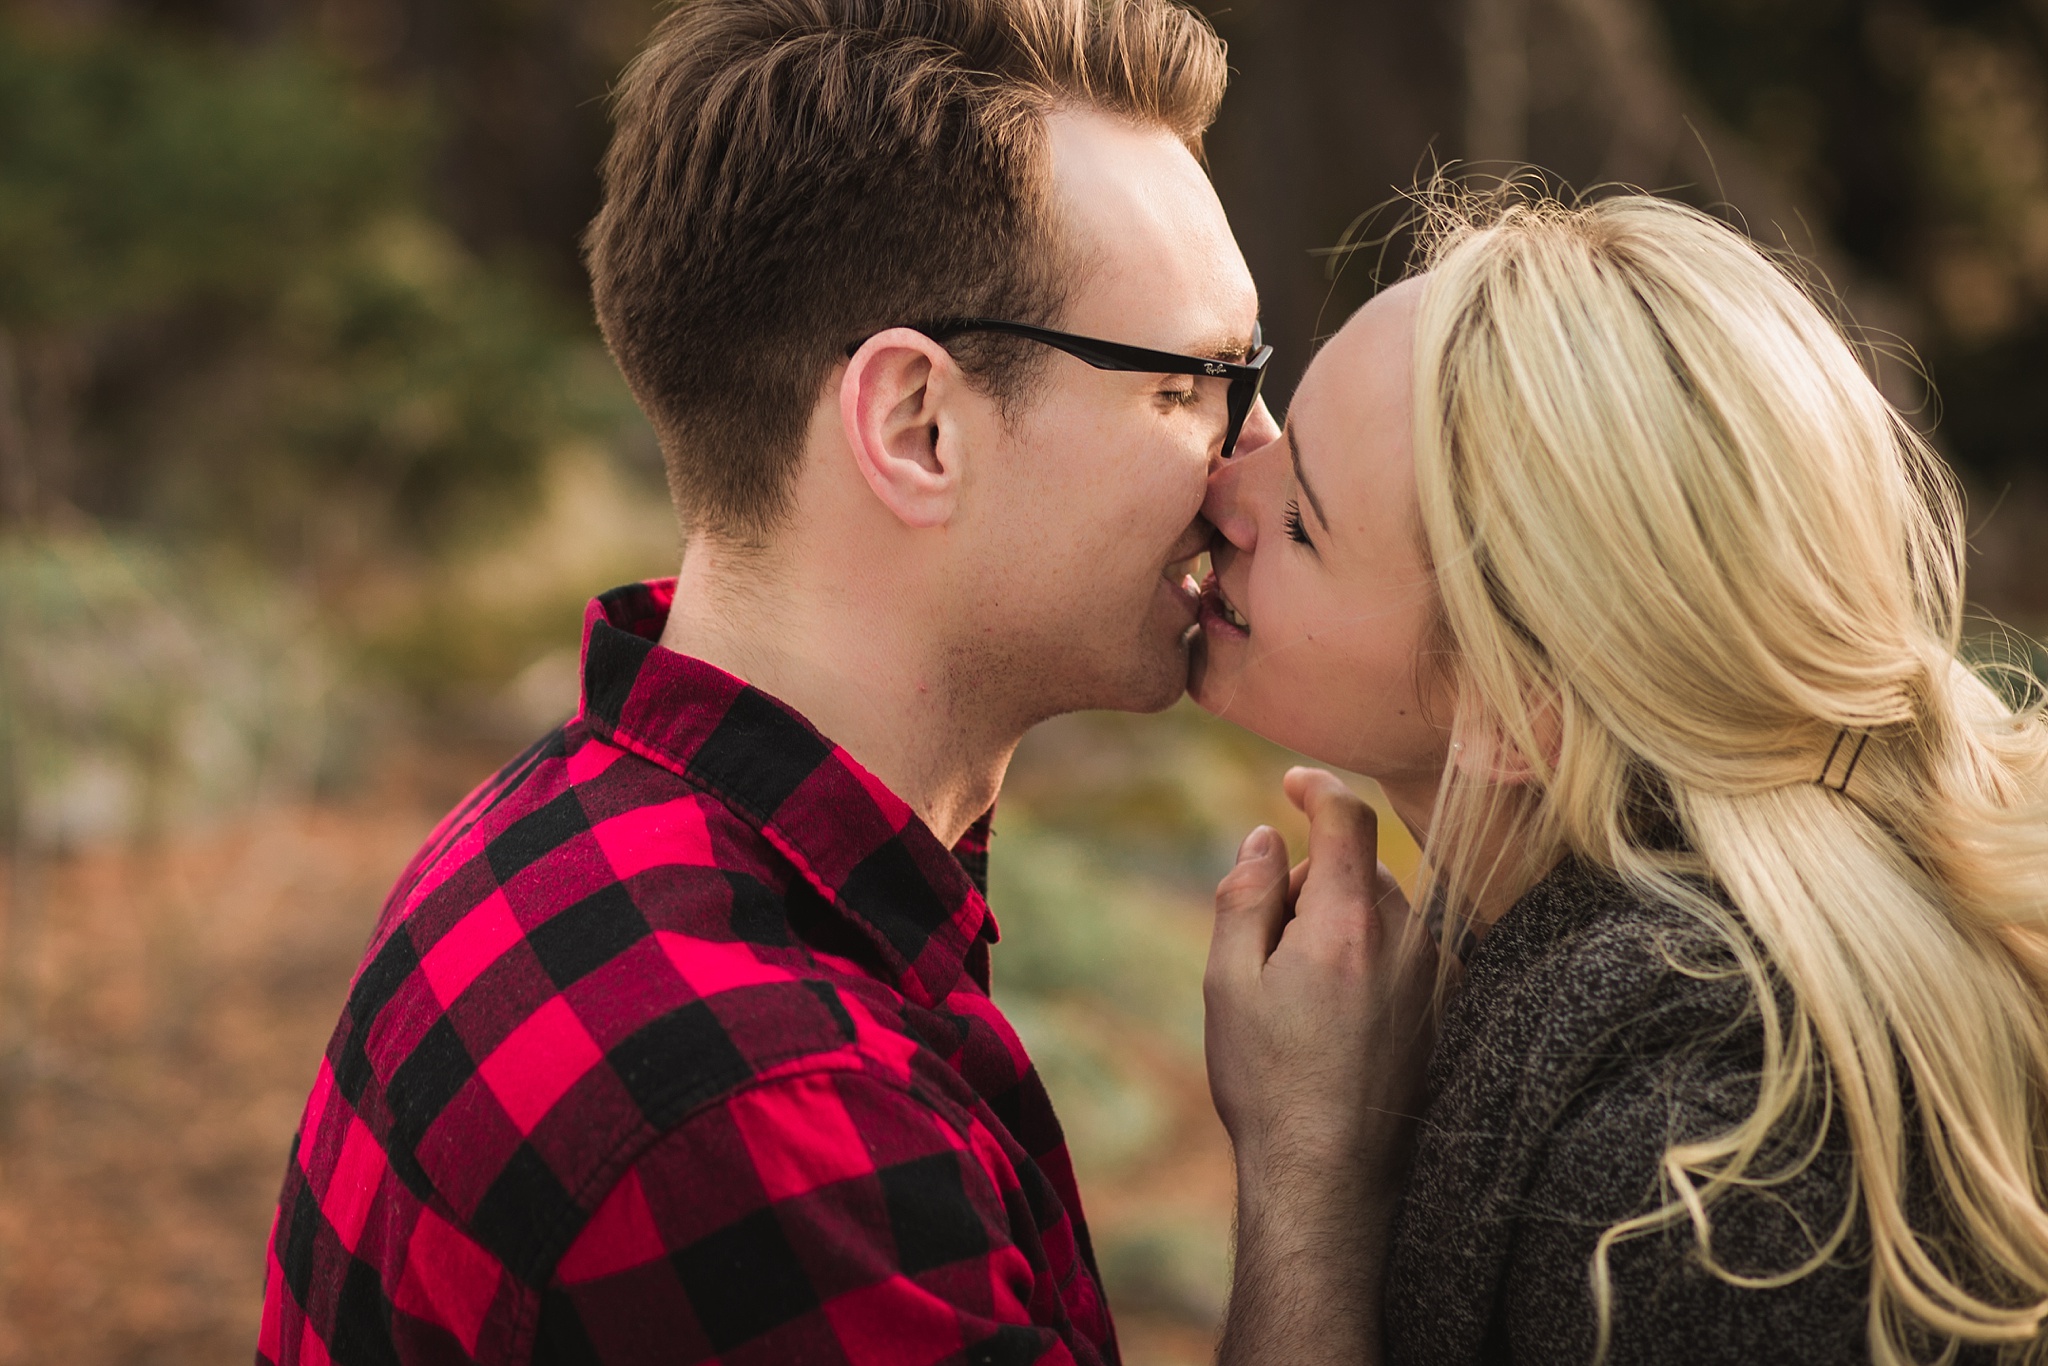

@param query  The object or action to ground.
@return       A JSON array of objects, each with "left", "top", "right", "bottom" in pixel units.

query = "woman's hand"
[{"left": 1205, "top": 767, "right": 1445, "bottom": 1366}]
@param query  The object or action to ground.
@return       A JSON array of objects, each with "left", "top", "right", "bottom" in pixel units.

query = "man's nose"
[{"left": 1238, "top": 394, "right": 1281, "bottom": 452}]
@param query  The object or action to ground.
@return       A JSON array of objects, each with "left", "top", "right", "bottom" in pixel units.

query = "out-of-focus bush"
[
  {"left": 0, "top": 24, "right": 401, "bottom": 326},
  {"left": 0, "top": 534, "right": 344, "bottom": 849},
  {"left": 0, "top": 15, "right": 660, "bottom": 850},
  {"left": 0, "top": 16, "right": 634, "bottom": 560}
]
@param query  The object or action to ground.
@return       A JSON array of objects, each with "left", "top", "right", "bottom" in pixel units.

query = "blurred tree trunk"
[
  {"left": 1548, "top": 0, "right": 1926, "bottom": 400},
  {"left": 0, "top": 330, "right": 31, "bottom": 524},
  {"left": 1205, "top": 0, "right": 1466, "bottom": 410},
  {"left": 1206, "top": 0, "right": 1921, "bottom": 414},
  {"left": 1465, "top": 0, "right": 1530, "bottom": 165}
]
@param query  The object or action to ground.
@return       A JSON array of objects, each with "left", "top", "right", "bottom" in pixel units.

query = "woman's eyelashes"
[{"left": 1283, "top": 499, "right": 1314, "bottom": 547}]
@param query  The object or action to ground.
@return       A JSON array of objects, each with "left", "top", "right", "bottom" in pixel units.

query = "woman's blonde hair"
[{"left": 1407, "top": 188, "right": 2048, "bottom": 1363}]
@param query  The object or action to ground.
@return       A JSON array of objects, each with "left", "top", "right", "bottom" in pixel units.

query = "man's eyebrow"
[
  {"left": 1287, "top": 419, "right": 1331, "bottom": 530},
  {"left": 1188, "top": 333, "right": 1255, "bottom": 362}
]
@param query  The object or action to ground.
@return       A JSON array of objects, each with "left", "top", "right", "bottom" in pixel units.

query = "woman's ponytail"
[{"left": 1408, "top": 187, "right": 2048, "bottom": 1364}]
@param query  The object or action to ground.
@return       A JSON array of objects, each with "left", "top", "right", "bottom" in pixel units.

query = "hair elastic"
[{"left": 1817, "top": 728, "right": 1870, "bottom": 793}]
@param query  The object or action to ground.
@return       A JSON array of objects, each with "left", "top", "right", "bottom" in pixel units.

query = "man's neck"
[{"left": 656, "top": 542, "right": 1020, "bottom": 848}]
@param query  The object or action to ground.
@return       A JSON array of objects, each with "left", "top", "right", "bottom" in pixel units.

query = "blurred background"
[{"left": 0, "top": 0, "right": 2043, "bottom": 1361}]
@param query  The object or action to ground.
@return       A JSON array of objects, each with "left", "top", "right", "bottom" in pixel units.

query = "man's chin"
[
  {"left": 1129, "top": 646, "right": 1196, "bottom": 715},
  {"left": 1187, "top": 626, "right": 1212, "bottom": 700},
  {"left": 1186, "top": 669, "right": 1232, "bottom": 721},
  {"left": 1088, "top": 627, "right": 1196, "bottom": 717},
  {"left": 1185, "top": 629, "right": 1217, "bottom": 713}
]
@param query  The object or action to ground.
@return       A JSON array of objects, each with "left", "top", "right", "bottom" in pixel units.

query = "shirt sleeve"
[
  {"left": 1500, "top": 1059, "right": 1871, "bottom": 1365},
  {"left": 533, "top": 1067, "right": 1080, "bottom": 1366}
]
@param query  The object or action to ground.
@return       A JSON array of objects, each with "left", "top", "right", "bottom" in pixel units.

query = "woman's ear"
[
  {"left": 1450, "top": 689, "right": 1563, "bottom": 786},
  {"left": 840, "top": 329, "right": 962, "bottom": 529}
]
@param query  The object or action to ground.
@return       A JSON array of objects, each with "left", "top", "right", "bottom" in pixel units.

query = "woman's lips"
[{"left": 1199, "top": 570, "right": 1250, "bottom": 635}]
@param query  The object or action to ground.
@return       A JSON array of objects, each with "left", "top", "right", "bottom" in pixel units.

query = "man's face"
[{"left": 954, "top": 108, "right": 1271, "bottom": 720}]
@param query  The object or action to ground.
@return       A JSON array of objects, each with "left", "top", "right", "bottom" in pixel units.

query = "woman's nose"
[{"left": 1204, "top": 417, "right": 1283, "bottom": 551}]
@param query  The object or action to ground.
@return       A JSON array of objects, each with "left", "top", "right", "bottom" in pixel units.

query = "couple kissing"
[{"left": 259, "top": 1, "right": 2048, "bottom": 1364}]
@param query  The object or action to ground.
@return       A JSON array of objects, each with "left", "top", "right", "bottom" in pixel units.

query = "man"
[{"left": 257, "top": 0, "right": 1279, "bottom": 1360}]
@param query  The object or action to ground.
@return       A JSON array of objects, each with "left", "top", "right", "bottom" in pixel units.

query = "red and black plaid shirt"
[{"left": 259, "top": 580, "right": 1116, "bottom": 1365}]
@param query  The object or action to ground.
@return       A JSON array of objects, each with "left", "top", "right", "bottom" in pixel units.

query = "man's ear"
[{"left": 840, "top": 329, "right": 963, "bottom": 530}]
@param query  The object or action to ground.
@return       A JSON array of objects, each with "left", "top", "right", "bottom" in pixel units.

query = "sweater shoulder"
[{"left": 1437, "top": 862, "right": 1762, "bottom": 1096}]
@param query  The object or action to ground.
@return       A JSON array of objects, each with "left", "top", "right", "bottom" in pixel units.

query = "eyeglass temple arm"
[{"left": 920, "top": 319, "right": 1265, "bottom": 378}]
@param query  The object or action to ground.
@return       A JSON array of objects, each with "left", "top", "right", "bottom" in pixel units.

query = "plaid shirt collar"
[{"left": 576, "top": 579, "right": 998, "bottom": 1011}]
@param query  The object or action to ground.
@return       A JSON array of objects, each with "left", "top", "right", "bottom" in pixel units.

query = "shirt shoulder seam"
[{"left": 543, "top": 1053, "right": 990, "bottom": 1268}]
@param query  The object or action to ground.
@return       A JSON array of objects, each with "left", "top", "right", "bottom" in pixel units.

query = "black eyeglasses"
[{"left": 850, "top": 318, "right": 1273, "bottom": 459}]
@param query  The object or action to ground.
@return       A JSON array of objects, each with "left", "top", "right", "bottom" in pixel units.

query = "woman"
[{"left": 1196, "top": 190, "right": 2048, "bottom": 1365}]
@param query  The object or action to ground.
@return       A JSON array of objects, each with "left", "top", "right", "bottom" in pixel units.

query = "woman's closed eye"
[
  {"left": 1159, "top": 382, "right": 1201, "bottom": 409},
  {"left": 1283, "top": 499, "right": 1314, "bottom": 547}
]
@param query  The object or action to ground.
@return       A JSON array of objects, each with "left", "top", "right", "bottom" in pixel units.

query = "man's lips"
[
  {"left": 1160, "top": 521, "right": 1218, "bottom": 625},
  {"left": 1199, "top": 569, "right": 1249, "bottom": 634},
  {"left": 1161, "top": 551, "right": 1203, "bottom": 620}
]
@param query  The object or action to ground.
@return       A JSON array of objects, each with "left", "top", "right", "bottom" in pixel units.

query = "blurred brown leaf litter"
[
  {"left": 1, "top": 0, "right": 2046, "bottom": 1362},
  {"left": 0, "top": 801, "right": 430, "bottom": 1363}
]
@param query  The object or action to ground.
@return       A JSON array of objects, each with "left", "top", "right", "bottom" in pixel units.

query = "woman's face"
[{"left": 1191, "top": 279, "right": 1453, "bottom": 813}]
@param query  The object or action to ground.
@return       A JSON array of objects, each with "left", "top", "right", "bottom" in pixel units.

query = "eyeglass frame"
[{"left": 846, "top": 318, "right": 1273, "bottom": 460}]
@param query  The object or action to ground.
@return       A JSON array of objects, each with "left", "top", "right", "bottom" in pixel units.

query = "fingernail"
[{"left": 1236, "top": 826, "right": 1273, "bottom": 862}]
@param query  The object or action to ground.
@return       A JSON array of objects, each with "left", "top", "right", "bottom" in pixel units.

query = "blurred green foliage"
[
  {"left": 0, "top": 27, "right": 402, "bottom": 324},
  {"left": 0, "top": 14, "right": 658, "bottom": 852},
  {"left": 990, "top": 818, "right": 1210, "bottom": 1053},
  {"left": 0, "top": 531, "right": 343, "bottom": 846},
  {"left": 985, "top": 814, "right": 1230, "bottom": 1338},
  {"left": 0, "top": 15, "right": 631, "bottom": 556}
]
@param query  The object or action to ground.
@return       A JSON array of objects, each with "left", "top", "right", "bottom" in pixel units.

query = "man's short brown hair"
[{"left": 585, "top": 0, "right": 1228, "bottom": 538}]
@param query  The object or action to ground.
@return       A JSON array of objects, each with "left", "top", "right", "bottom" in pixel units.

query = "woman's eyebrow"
[{"left": 1286, "top": 419, "right": 1332, "bottom": 530}]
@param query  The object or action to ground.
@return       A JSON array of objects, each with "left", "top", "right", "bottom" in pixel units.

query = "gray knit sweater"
[{"left": 1382, "top": 858, "right": 1992, "bottom": 1366}]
